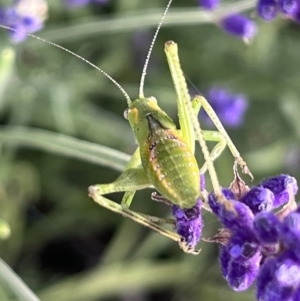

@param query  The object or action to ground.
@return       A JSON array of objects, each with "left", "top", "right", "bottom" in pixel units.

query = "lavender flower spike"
[
  {"left": 208, "top": 174, "right": 300, "bottom": 299},
  {"left": 240, "top": 186, "right": 274, "bottom": 214},
  {"left": 220, "top": 14, "right": 257, "bottom": 41}
]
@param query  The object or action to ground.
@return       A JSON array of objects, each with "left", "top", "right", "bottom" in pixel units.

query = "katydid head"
[{"left": 124, "top": 96, "right": 176, "bottom": 145}]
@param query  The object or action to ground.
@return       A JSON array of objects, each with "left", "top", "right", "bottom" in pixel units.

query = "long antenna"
[
  {"left": 0, "top": 25, "right": 132, "bottom": 106},
  {"left": 139, "top": 0, "right": 173, "bottom": 99}
]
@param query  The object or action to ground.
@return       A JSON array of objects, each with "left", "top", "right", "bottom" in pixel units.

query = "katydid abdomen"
[{"left": 140, "top": 114, "right": 200, "bottom": 209}]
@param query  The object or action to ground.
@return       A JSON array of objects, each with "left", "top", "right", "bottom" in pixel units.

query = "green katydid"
[
  {"left": 0, "top": 0, "right": 252, "bottom": 253},
  {"left": 88, "top": 0, "right": 253, "bottom": 253}
]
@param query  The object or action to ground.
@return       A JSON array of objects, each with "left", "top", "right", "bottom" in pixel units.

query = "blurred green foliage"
[{"left": 0, "top": 0, "right": 300, "bottom": 300}]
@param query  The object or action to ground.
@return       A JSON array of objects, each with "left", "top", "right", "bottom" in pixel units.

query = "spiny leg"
[
  {"left": 193, "top": 95, "right": 253, "bottom": 180},
  {"left": 192, "top": 95, "right": 250, "bottom": 178},
  {"left": 191, "top": 97, "right": 227, "bottom": 174}
]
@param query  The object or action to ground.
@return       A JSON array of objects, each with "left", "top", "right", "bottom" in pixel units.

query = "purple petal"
[
  {"left": 8, "top": 23, "right": 27, "bottom": 43},
  {"left": 226, "top": 252, "right": 261, "bottom": 291},
  {"left": 261, "top": 175, "right": 298, "bottom": 208},
  {"left": 240, "top": 186, "right": 275, "bottom": 213},
  {"left": 220, "top": 14, "right": 257, "bottom": 40},
  {"left": 279, "top": 0, "right": 299, "bottom": 15},
  {"left": 208, "top": 189, "right": 235, "bottom": 216},
  {"left": 228, "top": 230, "right": 259, "bottom": 262},
  {"left": 254, "top": 211, "right": 280, "bottom": 243},
  {"left": 220, "top": 246, "right": 231, "bottom": 277},
  {"left": 218, "top": 200, "right": 255, "bottom": 231},
  {"left": 257, "top": 0, "right": 278, "bottom": 21},
  {"left": 256, "top": 257, "right": 277, "bottom": 300},
  {"left": 21, "top": 15, "right": 43, "bottom": 33},
  {"left": 280, "top": 212, "right": 300, "bottom": 260},
  {"left": 275, "top": 256, "right": 300, "bottom": 287},
  {"left": 172, "top": 200, "right": 203, "bottom": 249}
]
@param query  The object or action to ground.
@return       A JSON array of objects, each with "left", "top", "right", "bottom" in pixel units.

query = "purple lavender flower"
[
  {"left": 228, "top": 251, "right": 262, "bottom": 291},
  {"left": 221, "top": 244, "right": 261, "bottom": 291},
  {"left": 198, "top": 0, "right": 219, "bottom": 11},
  {"left": 200, "top": 87, "right": 248, "bottom": 128},
  {"left": 208, "top": 188, "right": 235, "bottom": 215},
  {"left": 172, "top": 200, "right": 203, "bottom": 250},
  {"left": 279, "top": 0, "right": 299, "bottom": 16},
  {"left": 240, "top": 186, "right": 274, "bottom": 214},
  {"left": 257, "top": 251, "right": 300, "bottom": 301},
  {"left": 261, "top": 174, "right": 298, "bottom": 208},
  {"left": 220, "top": 246, "right": 231, "bottom": 276},
  {"left": 220, "top": 14, "right": 257, "bottom": 41},
  {"left": 209, "top": 189, "right": 255, "bottom": 231},
  {"left": 254, "top": 212, "right": 280, "bottom": 243},
  {"left": 280, "top": 212, "right": 300, "bottom": 261},
  {"left": 208, "top": 174, "right": 300, "bottom": 298},
  {"left": 257, "top": 0, "right": 278, "bottom": 21},
  {"left": 227, "top": 230, "right": 259, "bottom": 262},
  {"left": 0, "top": 0, "right": 47, "bottom": 43},
  {"left": 171, "top": 174, "right": 206, "bottom": 250}
]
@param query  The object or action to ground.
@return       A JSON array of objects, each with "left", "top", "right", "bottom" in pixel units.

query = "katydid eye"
[{"left": 123, "top": 108, "right": 130, "bottom": 120}]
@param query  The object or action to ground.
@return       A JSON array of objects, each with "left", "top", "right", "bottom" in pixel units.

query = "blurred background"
[{"left": 0, "top": 0, "right": 299, "bottom": 300}]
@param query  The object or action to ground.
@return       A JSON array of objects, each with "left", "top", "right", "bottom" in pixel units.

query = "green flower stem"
[
  {"left": 0, "top": 258, "right": 40, "bottom": 301},
  {"left": 42, "top": 0, "right": 256, "bottom": 43},
  {"left": 0, "top": 126, "right": 130, "bottom": 171}
]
